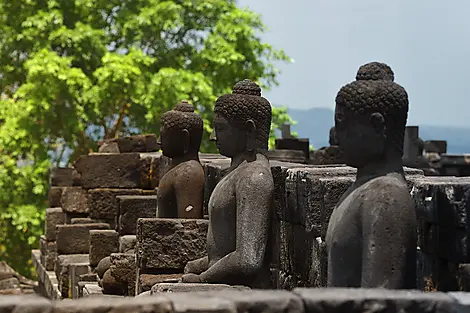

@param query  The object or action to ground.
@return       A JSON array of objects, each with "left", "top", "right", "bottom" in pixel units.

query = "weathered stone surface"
[
  {"left": 55, "top": 254, "right": 89, "bottom": 299},
  {"left": 411, "top": 177, "right": 470, "bottom": 263},
  {"left": 98, "top": 141, "right": 120, "bottom": 153},
  {"left": 202, "top": 290, "right": 304, "bottom": 313},
  {"left": 32, "top": 250, "right": 60, "bottom": 299},
  {"left": 163, "top": 293, "right": 237, "bottom": 313},
  {"left": 89, "top": 230, "right": 119, "bottom": 267},
  {"left": 137, "top": 274, "right": 183, "bottom": 295},
  {"left": 98, "top": 134, "right": 159, "bottom": 153},
  {"left": 79, "top": 282, "right": 103, "bottom": 298},
  {"left": 110, "top": 253, "right": 136, "bottom": 296},
  {"left": 70, "top": 263, "right": 91, "bottom": 299},
  {"left": 136, "top": 218, "right": 208, "bottom": 270},
  {"left": 64, "top": 212, "right": 88, "bottom": 224},
  {"left": 0, "top": 295, "right": 52, "bottom": 312},
  {"left": 79, "top": 273, "right": 98, "bottom": 283},
  {"left": 61, "top": 187, "right": 89, "bottom": 214},
  {"left": 152, "top": 283, "right": 251, "bottom": 293},
  {"left": 117, "top": 195, "right": 157, "bottom": 235},
  {"left": 74, "top": 153, "right": 146, "bottom": 189},
  {"left": 319, "top": 177, "right": 354, "bottom": 237},
  {"left": 71, "top": 218, "right": 99, "bottom": 224},
  {"left": 96, "top": 256, "right": 111, "bottom": 279},
  {"left": 40, "top": 235, "right": 57, "bottom": 271},
  {"left": 0, "top": 277, "right": 20, "bottom": 290},
  {"left": 48, "top": 186, "right": 64, "bottom": 208},
  {"left": 56, "top": 223, "right": 110, "bottom": 254},
  {"left": 45, "top": 208, "right": 65, "bottom": 241},
  {"left": 119, "top": 235, "right": 137, "bottom": 253},
  {"left": 88, "top": 188, "right": 148, "bottom": 225},
  {"left": 102, "top": 269, "right": 126, "bottom": 295},
  {"left": 293, "top": 288, "right": 456, "bottom": 313},
  {"left": 449, "top": 292, "right": 470, "bottom": 311},
  {"left": 50, "top": 167, "right": 74, "bottom": 187},
  {"left": 459, "top": 264, "right": 470, "bottom": 291},
  {"left": 55, "top": 294, "right": 173, "bottom": 311}
]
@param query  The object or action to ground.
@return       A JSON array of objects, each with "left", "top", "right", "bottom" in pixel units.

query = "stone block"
[
  {"left": 152, "top": 283, "right": 250, "bottom": 293},
  {"left": 139, "top": 153, "right": 162, "bottom": 189},
  {"left": 98, "top": 134, "right": 159, "bottom": 153},
  {"left": 80, "top": 282, "right": 103, "bottom": 298},
  {"left": 201, "top": 290, "right": 304, "bottom": 313},
  {"left": 137, "top": 273, "right": 183, "bottom": 295},
  {"left": 48, "top": 186, "right": 64, "bottom": 207},
  {"left": 32, "top": 250, "right": 61, "bottom": 299},
  {"left": 319, "top": 177, "right": 354, "bottom": 237},
  {"left": 70, "top": 263, "right": 91, "bottom": 299},
  {"left": 64, "top": 212, "right": 88, "bottom": 224},
  {"left": 88, "top": 188, "right": 147, "bottom": 225},
  {"left": 61, "top": 187, "right": 89, "bottom": 214},
  {"left": 110, "top": 253, "right": 136, "bottom": 296},
  {"left": 119, "top": 235, "right": 137, "bottom": 253},
  {"left": 283, "top": 168, "right": 355, "bottom": 236},
  {"left": 54, "top": 295, "right": 173, "bottom": 311},
  {"left": 293, "top": 288, "right": 456, "bottom": 313},
  {"left": 411, "top": 177, "right": 470, "bottom": 263},
  {"left": 136, "top": 218, "right": 208, "bottom": 271},
  {"left": 50, "top": 167, "right": 74, "bottom": 186},
  {"left": 203, "top": 161, "right": 229, "bottom": 216},
  {"left": 40, "top": 236, "right": 57, "bottom": 271},
  {"left": 55, "top": 254, "right": 89, "bottom": 299},
  {"left": 79, "top": 273, "right": 98, "bottom": 283},
  {"left": 117, "top": 195, "right": 157, "bottom": 235},
  {"left": 0, "top": 277, "right": 20, "bottom": 290},
  {"left": 74, "top": 153, "right": 147, "bottom": 189},
  {"left": 89, "top": 230, "right": 119, "bottom": 267},
  {"left": 278, "top": 221, "right": 315, "bottom": 288},
  {"left": 163, "top": 292, "right": 237, "bottom": 313},
  {"left": 0, "top": 295, "right": 52, "bottom": 312},
  {"left": 56, "top": 223, "right": 110, "bottom": 254},
  {"left": 71, "top": 218, "right": 100, "bottom": 224},
  {"left": 45, "top": 208, "right": 65, "bottom": 241}
]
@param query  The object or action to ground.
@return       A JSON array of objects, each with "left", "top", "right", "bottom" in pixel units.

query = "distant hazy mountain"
[{"left": 286, "top": 107, "right": 470, "bottom": 154}]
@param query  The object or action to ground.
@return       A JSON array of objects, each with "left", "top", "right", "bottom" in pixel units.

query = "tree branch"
[{"left": 107, "top": 101, "right": 130, "bottom": 139}]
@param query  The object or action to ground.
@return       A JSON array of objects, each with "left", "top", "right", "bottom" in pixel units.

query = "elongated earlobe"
[
  {"left": 182, "top": 129, "right": 190, "bottom": 154},
  {"left": 245, "top": 119, "right": 256, "bottom": 152}
]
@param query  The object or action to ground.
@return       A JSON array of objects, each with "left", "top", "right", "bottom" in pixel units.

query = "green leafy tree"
[{"left": 0, "top": 0, "right": 294, "bottom": 276}]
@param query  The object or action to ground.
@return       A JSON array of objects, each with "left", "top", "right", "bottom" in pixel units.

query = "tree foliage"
[{"left": 0, "top": 0, "right": 294, "bottom": 276}]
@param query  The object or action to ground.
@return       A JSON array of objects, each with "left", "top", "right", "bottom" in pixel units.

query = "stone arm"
[
  {"left": 360, "top": 182, "right": 417, "bottom": 288},
  {"left": 174, "top": 167, "right": 204, "bottom": 219},
  {"left": 198, "top": 171, "right": 274, "bottom": 284},
  {"left": 184, "top": 256, "right": 209, "bottom": 275}
]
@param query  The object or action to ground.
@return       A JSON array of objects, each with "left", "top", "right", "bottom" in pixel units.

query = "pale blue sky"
[{"left": 238, "top": 0, "right": 470, "bottom": 127}]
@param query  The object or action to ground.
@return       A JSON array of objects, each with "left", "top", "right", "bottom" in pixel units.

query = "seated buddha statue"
[
  {"left": 156, "top": 101, "right": 204, "bottom": 219},
  {"left": 180, "top": 79, "right": 274, "bottom": 288},
  {"left": 326, "top": 64, "right": 417, "bottom": 289}
]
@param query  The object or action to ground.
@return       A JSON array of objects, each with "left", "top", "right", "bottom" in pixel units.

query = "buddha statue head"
[
  {"left": 158, "top": 101, "right": 203, "bottom": 158},
  {"left": 334, "top": 79, "right": 409, "bottom": 168},
  {"left": 356, "top": 62, "right": 395, "bottom": 82},
  {"left": 211, "top": 79, "right": 272, "bottom": 158}
]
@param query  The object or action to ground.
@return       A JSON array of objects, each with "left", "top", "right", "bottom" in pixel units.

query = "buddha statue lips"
[
  {"left": 181, "top": 80, "right": 274, "bottom": 288},
  {"left": 326, "top": 65, "right": 417, "bottom": 289},
  {"left": 156, "top": 100, "right": 204, "bottom": 219}
]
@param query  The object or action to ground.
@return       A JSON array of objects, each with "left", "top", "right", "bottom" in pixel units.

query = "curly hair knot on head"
[
  {"left": 161, "top": 101, "right": 203, "bottom": 151},
  {"left": 335, "top": 80, "right": 409, "bottom": 154},
  {"left": 214, "top": 80, "right": 272, "bottom": 150},
  {"left": 356, "top": 62, "right": 395, "bottom": 82}
]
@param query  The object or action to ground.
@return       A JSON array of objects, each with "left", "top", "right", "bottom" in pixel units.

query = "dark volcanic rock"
[{"left": 136, "top": 218, "right": 208, "bottom": 270}]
